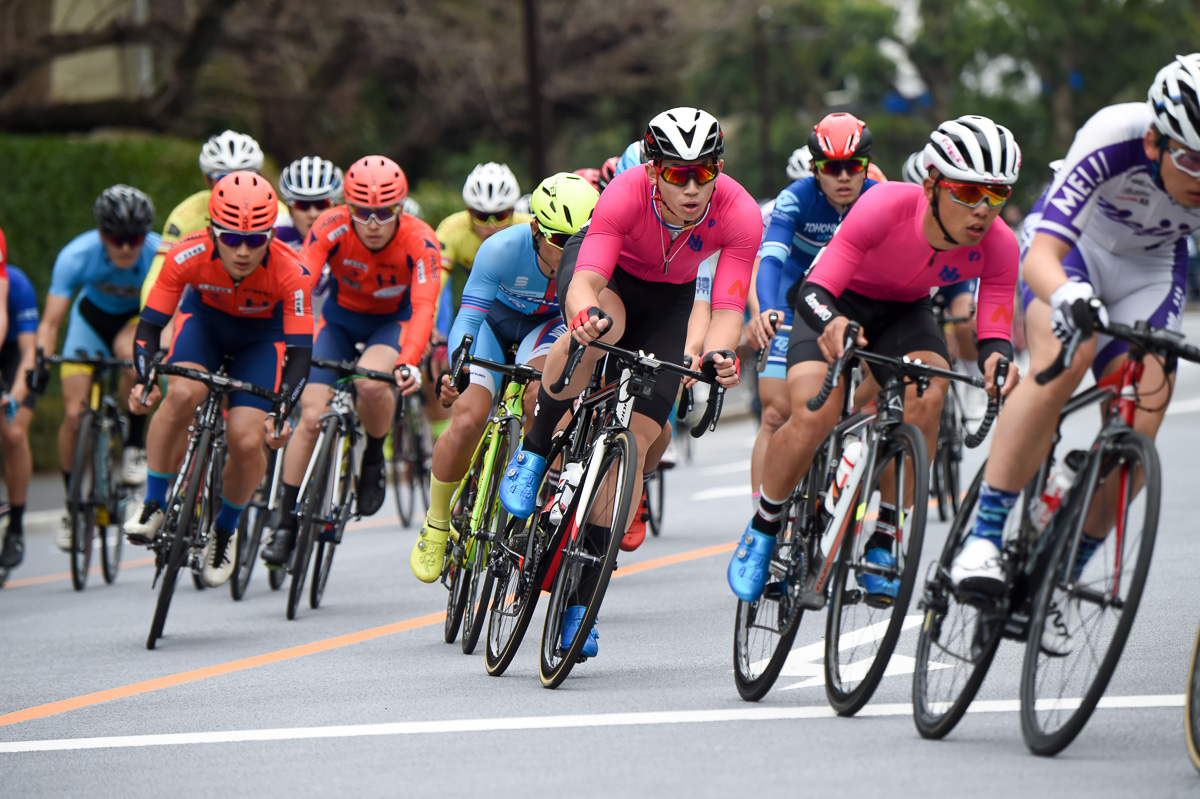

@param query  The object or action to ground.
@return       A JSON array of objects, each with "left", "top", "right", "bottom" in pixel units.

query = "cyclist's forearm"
[
  {"left": 1022, "top": 233, "right": 1073, "bottom": 303},
  {"left": 279, "top": 345, "right": 311, "bottom": 413},
  {"left": 794, "top": 281, "right": 844, "bottom": 333},
  {"left": 701, "top": 309, "right": 743, "bottom": 355},
  {"left": 563, "top": 270, "right": 608, "bottom": 322},
  {"left": 133, "top": 316, "right": 164, "bottom": 383},
  {"left": 976, "top": 338, "right": 1013, "bottom": 373}
]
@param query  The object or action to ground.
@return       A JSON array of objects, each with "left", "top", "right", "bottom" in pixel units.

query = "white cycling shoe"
[
  {"left": 949, "top": 536, "right": 1005, "bottom": 595},
  {"left": 56, "top": 516, "right": 73, "bottom": 551},
  {"left": 1040, "top": 587, "right": 1080, "bottom": 656},
  {"left": 201, "top": 528, "right": 238, "bottom": 588},
  {"left": 124, "top": 500, "right": 164, "bottom": 545}
]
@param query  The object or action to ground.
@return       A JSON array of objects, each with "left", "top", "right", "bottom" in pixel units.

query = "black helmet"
[{"left": 94, "top": 185, "right": 155, "bottom": 237}]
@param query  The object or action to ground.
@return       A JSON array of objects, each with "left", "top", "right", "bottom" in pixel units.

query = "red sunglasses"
[
  {"left": 656, "top": 163, "right": 720, "bottom": 186},
  {"left": 813, "top": 157, "right": 869, "bottom": 176}
]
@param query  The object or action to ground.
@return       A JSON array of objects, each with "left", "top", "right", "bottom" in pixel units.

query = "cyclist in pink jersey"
[
  {"left": 493, "top": 107, "right": 758, "bottom": 658},
  {"left": 729, "top": 115, "right": 1024, "bottom": 603}
]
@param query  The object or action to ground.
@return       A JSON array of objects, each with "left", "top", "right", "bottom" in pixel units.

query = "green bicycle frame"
[{"left": 455, "top": 378, "right": 528, "bottom": 566}]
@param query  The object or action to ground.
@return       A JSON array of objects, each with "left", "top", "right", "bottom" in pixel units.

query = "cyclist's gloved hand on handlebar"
[
  {"left": 264, "top": 403, "right": 293, "bottom": 450},
  {"left": 394, "top": 364, "right": 423, "bottom": 397},
  {"left": 569, "top": 306, "right": 612, "bottom": 346},
  {"left": 26, "top": 359, "right": 50, "bottom": 395},
  {"left": 701, "top": 350, "right": 740, "bottom": 388},
  {"left": 1050, "top": 281, "right": 1107, "bottom": 343}
]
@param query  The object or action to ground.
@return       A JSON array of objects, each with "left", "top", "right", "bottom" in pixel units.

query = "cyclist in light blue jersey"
[
  {"left": 614, "top": 139, "right": 646, "bottom": 176},
  {"left": 746, "top": 113, "right": 879, "bottom": 500},
  {"left": 409, "top": 173, "right": 600, "bottom": 583},
  {"left": 0, "top": 266, "right": 39, "bottom": 569},
  {"left": 34, "top": 186, "right": 158, "bottom": 548}
]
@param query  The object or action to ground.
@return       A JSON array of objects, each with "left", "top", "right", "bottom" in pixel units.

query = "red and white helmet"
[{"left": 808, "top": 113, "right": 872, "bottom": 160}]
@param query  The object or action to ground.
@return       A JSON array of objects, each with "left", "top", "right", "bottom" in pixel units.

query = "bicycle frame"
[
  {"left": 298, "top": 381, "right": 362, "bottom": 537},
  {"left": 455, "top": 378, "right": 527, "bottom": 561}
]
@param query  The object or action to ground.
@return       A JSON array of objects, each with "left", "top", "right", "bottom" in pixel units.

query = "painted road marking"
[
  {"left": 0, "top": 695, "right": 1183, "bottom": 753},
  {"left": 0, "top": 540, "right": 735, "bottom": 728}
]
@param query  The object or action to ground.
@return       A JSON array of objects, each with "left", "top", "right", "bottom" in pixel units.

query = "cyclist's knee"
[
  {"left": 761, "top": 402, "right": 789, "bottom": 432},
  {"left": 354, "top": 378, "right": 393, "bottom": 410},
  {"left": 163, "top": 379, "right": 206, "bottom": 413},
  {"left": 225, "top": 420, "right": 266, "bottom": 460}
]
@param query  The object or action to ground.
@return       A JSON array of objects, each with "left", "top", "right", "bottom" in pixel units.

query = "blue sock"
[
  {"left": 145, "top": 470, "right": 173, "bottom": 506},
  {"left": 971, "top": 483, "right": 1019, "bottom": 546},
  {"left": 215, "top": 498, "right": 246, "bottom": 532}
]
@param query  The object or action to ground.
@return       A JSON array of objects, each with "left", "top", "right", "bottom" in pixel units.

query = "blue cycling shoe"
[
  {"left": 499, "top": 448, "right": 547, "bottom": 519},
  {"left": 727, "top": 524, "right": 777, "bottom": 602},
  {"left": 857, "top": 547, "right": 901, "bottom": 601},
  {"left": 560, "top": 605, "right": 599, "bottom": 658}
]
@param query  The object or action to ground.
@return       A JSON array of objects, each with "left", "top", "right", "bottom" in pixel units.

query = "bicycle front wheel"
[
  {"left": 232, "top": 452, "right": 276, "bottom": 600},
  {"left": 100, "top": 421, "right": 125, "bottom": 585},
  {"left": 148, "top": 430, "right": 210, "bottom": 649},
  {"left": 1186, "top": 620, "right": 1200, "bottom": 773},
  {"left": 645, "top": 467, "right": 664, "bottom": 537},
  {"left": 540, "top": 429, "right": 637, "bottom": 689},
  {"left": 912, "top": 464, "right": 1002, "bottom": 739},
  {"left": 288, "top": 423, "right": 334, "bottom": 620},
  {"left": 1020, "top": 431, "right": 1159, "bottom": 756},
  {"left": 825, "top": 421, "right": 928, "bottom": 716},
  {"left": 69, "top": 417, "right": 97, "bottom": 591},
  {"left": 311, "top": 435, "right": 352, "bottom": 610},
  {"left": 462, "top": 417, "right": 516, "bottom": 655}
]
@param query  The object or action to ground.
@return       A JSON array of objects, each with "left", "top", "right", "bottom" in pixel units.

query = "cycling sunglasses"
[
  {"left": 348, "top": 204, "right": 401, "bottom": 225},
  {"left": 657, "top": 162, "right": 720, "bottom": 186},
  {"left": 291, "top": 198, "right": 335, "bottom": 212},
  {"left": 469, "top": 208, "right": 514, "bottom": 225},
  {"left": 940, "top": 178, "right": 1012, "bottom": 209},
  {"left": 541, "top": 229, "right": 573, "bottom": 250},
  {"left": 1167, "top": 146, "right": 1200, "bottom": 178},
  {"left": 813, "top": 157, "right": 869, "bottom": 176},
  {"left": 212, "top": 226, "right": 271, "bottom": 249},
  {"left": 102, "top": 231, "right": 146, "bottom": 249}
]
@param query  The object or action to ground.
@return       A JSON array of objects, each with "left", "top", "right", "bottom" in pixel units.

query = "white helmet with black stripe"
[
  {"left": 644, "top": 107, "right": 724, "bottom": 162},
  {"left": 279, "top": 156, "right": 343, "bottom": 205},
  {"left": 901, "top": 151, "right": 929, "bottom": 185},
  {"left": 1148, "top": 54, "right": 1200, "bottom": 151},
  {"left": 198, "top": 130, "right": 264, "bottom": 177},
  {"left": 923, "top": 115, "right": 1021, "bottom": 186}
]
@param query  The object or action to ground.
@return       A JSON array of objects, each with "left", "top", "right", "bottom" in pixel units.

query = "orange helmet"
[
  {"left": 866, "top": 163, "right": 888, "bottom": 182},
  {"left": 208, "top": 171, "right": 278, "bottom": 231},
  {"left": 344, "top": 156, "right": 408, "bottom": 206}
]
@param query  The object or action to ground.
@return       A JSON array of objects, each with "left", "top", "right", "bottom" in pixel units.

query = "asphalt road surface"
[{"left": 4, "top": 345, "right": 1200, "bottom": 797}]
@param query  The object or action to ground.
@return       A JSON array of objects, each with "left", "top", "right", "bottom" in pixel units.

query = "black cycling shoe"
[
  {"left": 357, "top": 458, "right": 387, "bottom": 516},
  {"left": 0, "top": 532, "right": 24, "bottom": 569},
  {"left": 261, "top": 526, "right": 296, "bottom": 568}
]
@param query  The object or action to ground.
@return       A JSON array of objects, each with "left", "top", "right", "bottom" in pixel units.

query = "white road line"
[
  {"left": 0, "top": 695, "right": 1183, "bottom": 753},
  {"left": 691, "top": 485, "right": 750, "bottom": 501},
  {"left": 1167, "top": 396, "right": 1200, "bottom": 415},
  {"left": 697, "top": 460, "right": 753, "bottom": 477}
]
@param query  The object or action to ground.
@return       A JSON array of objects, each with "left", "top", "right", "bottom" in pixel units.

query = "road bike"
[
  {"left": 144, "top": 360, "right": 281, "bottom": 649},
  {"left": 391, "top": 377, "right": 432, "bottom": 528},
  {"left": 734, "top": 322, "right": 1003, "bottom": 714},
  {"left": 41, "top": 351, "right": 136, "bottom": 591},
  {"left": 230, "top": 445, "right": 285, "bottom": 600},
  {"left": 531, "top": 339, "right": 724, "bottom": 688},
  {"left": 285, "top": 358, "right": 398, "bottom": 620},
  {"left": 930, "top": 299, "right": 976, "bottom": 522},
  {"left": 913, "top": 303, "right": 1198, "bottom": 755},
  {"left": 432, "top": 337, "right": 528, "bottom": 655}
]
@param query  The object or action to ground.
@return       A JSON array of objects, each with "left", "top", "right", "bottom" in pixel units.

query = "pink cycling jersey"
[
  {"left": 807, "top": 182, "right": 1019, "bottom": 341},
  {"left": 574, "top": 166, "right": 763, "bottom": 313}
]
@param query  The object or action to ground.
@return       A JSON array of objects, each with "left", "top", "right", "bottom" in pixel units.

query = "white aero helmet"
[
  {"left": 786, "top": 146, "right": 813, "bottom": 181},
  {"left": 279, "top": 156, "right": 343, "bottom": 205},
  {"left": 199, "top": 130, "right": 264, "bottom": 177},
  {"left": 402, "top": 196, "right": 423, "bottom": 219},
  {"left": 643, "top": 107, "right": 724, "bottom": 162},
  {"left": 901, "top": 151, "right": 929, "bottom": 185},
  {"left": 923, "top": 115, "right": 1021, "bottom": 185},
  {"left": 514, "top": 193, "right": 533, "bottom": 216},
  {"left": 1148, "top": 54, "right": 1200, "bottom": 151},
  {"left": 462, "top": 162, "right": 521, "bottom": 213}
]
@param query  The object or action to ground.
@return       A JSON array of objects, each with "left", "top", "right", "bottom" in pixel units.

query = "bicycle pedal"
[
  {"left": 798, "top": 589, "right": 826, "bottom": 611},
  {"left": 762, "top": 582, "right": 787, "bottom": 601}
]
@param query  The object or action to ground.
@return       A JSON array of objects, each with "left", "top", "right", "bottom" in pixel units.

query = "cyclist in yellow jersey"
[{"left": 139, "top": 130, "right": 295, "bottom": 308}]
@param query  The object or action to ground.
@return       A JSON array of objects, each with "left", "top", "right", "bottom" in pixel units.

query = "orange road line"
[
  {"left": 3, "top": 557, "right": 156, "bottom": 589},
  {"left": 0, "top": 539, "right": 733, "bottom": 728}
]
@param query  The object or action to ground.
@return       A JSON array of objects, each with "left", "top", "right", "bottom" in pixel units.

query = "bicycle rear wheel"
[
  {"left": 69, "top": 417, "right": 97, "bottom": 591},
  {"left": 232, "top": 452, "right": 276, "bottom": 600},
  {"left": 391, "top": 406, "right": 417, "bottom": 527},
  {"left": 645, "top": 467, "right": 664, "bottom": 537},
  {"left": 539, "top": 429, "right": 636, "bottom": 689},
  {"left": 825, "top": 422, "right": 928, "bottom": 716},
  {"left": 311, "top": 435, "right": 351, "bottom": 609},
  {"left": 100, "top": 421, "right": 125, "bottom": 585},
  {"left": 462, "top": 418, "right": 516, "bottom": 655},
  {"left": 147, "top": 431, "right": 210, "bottom": 649},
  {"left": 912, "top": 465, "right": 1003, "bottom": 739},
  {"left": 1020, "top": 431, "right": 1159, "bottom": 756},
  {"left": 288, "top": 423, "right": 334, "bottom": 620},
  {"left": 1186, "top": 620, "right": 1200, "bottom": 773},
  {"left": 486, "top": 433, "right": 567, "bottom": 676},
  {"left": 733, "top": 483, "right": 813, "bottom": 702}
]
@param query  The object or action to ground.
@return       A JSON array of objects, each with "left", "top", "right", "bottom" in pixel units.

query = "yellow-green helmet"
[{"left": 530, "top": 172, "right": 600, "bottom": 235}]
